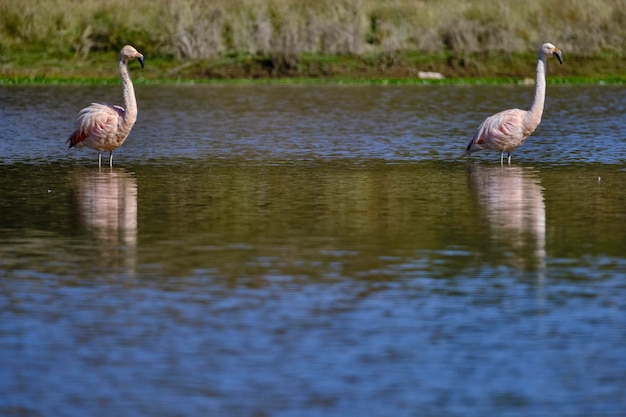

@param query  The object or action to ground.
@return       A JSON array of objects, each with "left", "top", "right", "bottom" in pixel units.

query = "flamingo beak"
[
  {"left": 554, "top": 49, "right": 563, "bottom": 65},
  {"left": 137, "top": 56, "right": 145, "bottom": 69}
]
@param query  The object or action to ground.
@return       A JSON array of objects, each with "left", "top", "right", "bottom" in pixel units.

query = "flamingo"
[
  {"left": 464, "top": 43, "right": 562, "bottom": 164},
  {"left": 67, "top": 45, "right": 144, "bottom": 167}
]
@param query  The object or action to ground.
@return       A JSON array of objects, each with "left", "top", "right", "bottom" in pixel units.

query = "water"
[{"left": 1, "top": 84, "right": 625, "bottom": 416}]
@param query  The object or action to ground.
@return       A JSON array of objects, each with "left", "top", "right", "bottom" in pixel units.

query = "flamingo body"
[
  {"left": 67, "top": 45, "right": 144, "bottom": 167},
  {"left": 68, "top": 103, "right": 127, "bottom": 151},
  {"left": 468, "top": 108, "right": 533, "bottom": 163},
  {"left": 465, "top": 43, "right": 562, "bottom": 164}
]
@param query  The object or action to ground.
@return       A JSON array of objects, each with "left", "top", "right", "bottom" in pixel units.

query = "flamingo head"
[
  {"left": 120, "top": 45, "right": 144, "bottom": 68},
  {"left": 541, "top": 43, "right": 562, "bottom": 64}
]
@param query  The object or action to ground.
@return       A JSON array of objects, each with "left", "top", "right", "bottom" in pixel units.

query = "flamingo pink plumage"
[
  {"left": 465, "top": 43, "right": 562, "bottom": 164},
  {"left": 67, "top": 45, "right": 144, "bottom": 167}
]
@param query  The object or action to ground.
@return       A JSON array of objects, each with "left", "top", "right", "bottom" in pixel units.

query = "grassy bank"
[
  {"left": 1, "top": 0, "right": 624, "bottom": 83},
  {"left": 2, "top": 51, "right": 624, "bottom": 85}
]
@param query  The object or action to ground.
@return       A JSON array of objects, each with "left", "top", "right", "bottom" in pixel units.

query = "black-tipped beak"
[
  {"left": 138, "top": 56, "right": 145, "bottom": 69},
  {"left": 555, "top": 50, "right": 563, "bottom": 65}
]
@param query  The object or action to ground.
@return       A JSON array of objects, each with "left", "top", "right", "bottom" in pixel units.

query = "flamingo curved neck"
[
  {"left": 525, "top": 55, "right": 547, "bottom": 130},
  {"left": 119, "top": 59, "right": 138, "bottom": 127}
]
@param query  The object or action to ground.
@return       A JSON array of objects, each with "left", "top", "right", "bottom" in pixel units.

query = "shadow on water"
[
  {"left": 72, "top": 168, "right": 138, "bottom": 275},
  {"left": 468, "top": 164, "right": 546, "bottom": 275},
  {"left": 0, "top": 159, "right": 624, "bottom": 282}
]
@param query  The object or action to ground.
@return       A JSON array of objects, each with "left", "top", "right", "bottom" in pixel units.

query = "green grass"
[{"left": 1, "top": 50, "right": 623, "bottom": 85}]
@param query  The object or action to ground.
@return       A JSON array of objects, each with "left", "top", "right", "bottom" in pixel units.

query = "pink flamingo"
[
  {"left": 67, "top": 45, "right": 144, "bottom": 167},
  {"left": 464, "top": 43, "right": 562, "bottom": 164}
]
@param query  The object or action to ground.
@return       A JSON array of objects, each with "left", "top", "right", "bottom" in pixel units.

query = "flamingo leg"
[
  {"left": 507, "top": 153, "right": 512, "bottom": 165},
  {"left": 500, "top": 152, "right": 504, "bottom": 165},
  {"left": 109, "top": 151, "right": 113, "bottom": 167},
  {"left": 98, "top": 152, "right": 102, "bottom": 168}
]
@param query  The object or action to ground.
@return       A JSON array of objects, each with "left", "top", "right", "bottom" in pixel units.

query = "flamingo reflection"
[
  {"left": 73, "top": 168, "right": 138, "bottom": 273},
  {"left": 468, "top": 165, "right": 546, "bottom": 274}
]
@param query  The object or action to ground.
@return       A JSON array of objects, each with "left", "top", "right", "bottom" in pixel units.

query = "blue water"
[{"left": 0, "top": 84, "right": 625, "bottom": 416}]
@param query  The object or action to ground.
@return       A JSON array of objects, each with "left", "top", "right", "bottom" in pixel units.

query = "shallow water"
[{"left": 1, "top": 84, "right": 625, "bottom": 416}]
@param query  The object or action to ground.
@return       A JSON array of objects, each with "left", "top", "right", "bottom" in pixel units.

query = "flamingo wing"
[
  {"left": 67, "top": 103, "right": 125, "bottom": 150},
  {"left": 466, "top": 109, "right": 526, "bottom": 154}
]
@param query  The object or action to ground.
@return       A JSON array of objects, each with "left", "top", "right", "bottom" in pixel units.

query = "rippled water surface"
[{"left": 1, "top": 84, "right": 625, "bottom": 416}]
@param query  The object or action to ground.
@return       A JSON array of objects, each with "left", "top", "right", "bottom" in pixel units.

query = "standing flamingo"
[
  {"left": 464, "top": 43, "right": 562, "bottom": 164},
  {"left": 67, "top": 45, "right": 144, "bottom": 167}
]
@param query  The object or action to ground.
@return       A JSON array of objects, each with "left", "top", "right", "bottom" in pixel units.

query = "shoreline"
[
  {"left": 2, "top": 75, "right": 624, "bottom": 86},
  {"left": 1, "top": 52, "right": 624, "bottom": 86}
]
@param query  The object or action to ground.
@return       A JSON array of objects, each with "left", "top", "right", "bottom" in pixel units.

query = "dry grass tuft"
[{"left": 1, "top": 0, "right": 624, "bottom": 68}]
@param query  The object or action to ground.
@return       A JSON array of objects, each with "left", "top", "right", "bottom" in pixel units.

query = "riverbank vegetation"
[{"left": 1, "top": 0, "right": 624, "bottom": 82}]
